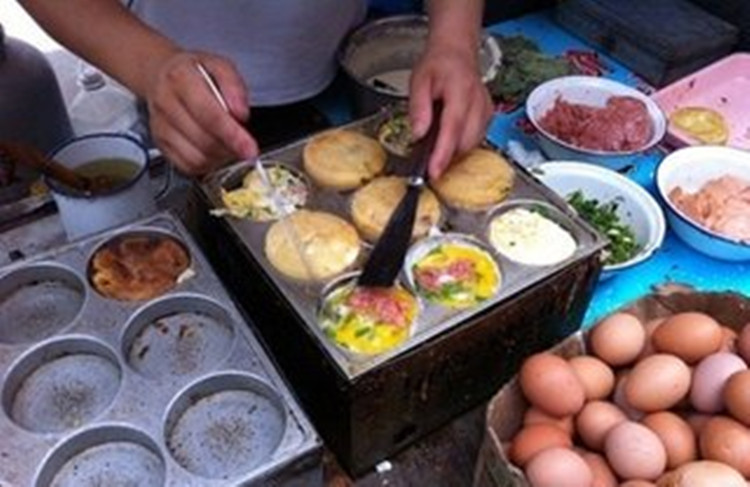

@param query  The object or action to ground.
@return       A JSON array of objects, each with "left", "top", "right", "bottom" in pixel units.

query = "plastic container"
[
  {"left": 555, "top": 0, "right": 739, "bottom": 87},
  {"left": 651, "top": 53, "right": 750, "bottom": 151},
  {"left": 68, "top": 62, "right": 139, "bottom": 136}
]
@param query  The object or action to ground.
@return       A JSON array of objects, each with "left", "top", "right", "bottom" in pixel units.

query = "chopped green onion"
[{"left": 567, "top": 190, "right": 641, "bottom": 265}]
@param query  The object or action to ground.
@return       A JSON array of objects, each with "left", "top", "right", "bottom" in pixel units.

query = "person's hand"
[
  {"left": 144, "top": 50, "right": 258, "bottom": 175},
  {"left": 409, "top": 42, "right": 493, "bottom": 180}
]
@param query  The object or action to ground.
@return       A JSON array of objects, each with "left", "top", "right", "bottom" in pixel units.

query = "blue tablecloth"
[{"left": 484, "top": 11, "right": 750, "bottom": 327}]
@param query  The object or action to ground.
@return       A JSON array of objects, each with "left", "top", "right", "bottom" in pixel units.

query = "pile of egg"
[{"left": 509, "top": 311, "right": 750, "bottom": 487}]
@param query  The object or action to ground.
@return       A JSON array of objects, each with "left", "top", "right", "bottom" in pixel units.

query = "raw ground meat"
[
  {"left": 669, "top": 175, "right": 750, "bottom": 242},
  {"left": 539, "top": 95, "right": 653, "bottom": 152}
]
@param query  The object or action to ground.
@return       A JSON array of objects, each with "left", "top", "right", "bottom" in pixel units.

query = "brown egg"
[
  {"left": 690, "top": 352, "right": 747, "bottom": 413},
  {"left": 520, "top": 353, "right": 585, "bottom": 417},
  {"left": 656, "top": 461, "right": 746, "bottom": 487},
  {"left": 737, "top": 323, "right": 750, "bottom": 363},
  {"left": 638, "top": 317, "right": 666, "bottom": 360},
  {"left": 682, "top": 412, "right": 712, "bottom": 438},
  {"left": 579, "top": 450, "right": 618, "bottom": 487},
  {"left": 652, "top": 313, "right": 722, "bottom": 364},
  {"left": 719, "top": 326, "right": 739, "bottom": 353},
  {"left": 625, "top": 354, "right": 691, "bottom": 412},
  {"left": 590, "top": 313, "right": 645, "bottom": 366},
  {"left": 699, "top": 416, "right": 750, "bottom": 477},
  {"left": 613, "top": 372, "right": 644, "bottom": 420},
  {"left": 622, "top": 481, "right": 656, "bottom": 487},
  {"left": 642, "top": 411, "right": 697, "bottom": 469},
  {"left": 605, "top": 421, "right": 666, "bottom": 480},
  {"left": 724, "top": 370, "right": 750, "bottom": 426},
  {"left": 510, "top": 423, "right": 573, "bottom": 467},
  {"left": 524, "top": 447, "right": 593, "bottom": 487},
  {"left": 576, "top": 400, "right": 628, "bottom": 451},
  {"left": 523, "top": 407, "right": 575, "bottom": 436},
  {"left": 569, "top": 355, "right": 616, "bottom": 401}
]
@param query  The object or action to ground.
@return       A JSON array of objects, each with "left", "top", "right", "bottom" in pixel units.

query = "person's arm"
[
  {"left": 409, "top": 0, "right": 492, "bottom": 180},
  {"left": 20, "top": 0, "right": 257, "bottom": 175}
]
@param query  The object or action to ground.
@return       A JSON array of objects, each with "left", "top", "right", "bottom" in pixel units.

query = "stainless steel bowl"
[{"left": 339, "top": 15, "right": 502, "bottom": 117}]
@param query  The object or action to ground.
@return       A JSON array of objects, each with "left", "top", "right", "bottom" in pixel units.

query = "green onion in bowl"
[{"left": 567, "top": 190, "right": 640, "bottom": 265}]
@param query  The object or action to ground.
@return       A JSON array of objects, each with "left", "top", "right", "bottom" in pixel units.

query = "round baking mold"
[
  {"left": 2, "top": 336, "right": 121, "bottom": 433},
  {"left": 0, "top": 263, "right": 85, "bottom": 344},
  {"left": 86, "top": 229, "right": 193, "bottom": 301},
  {"left": 164, "top": 372, "right": 287, "bottom": 480},
  {"left": 34, "top": 425, "right": 165, "bottom": 487},
  {"left": 122, "top": 293, "right": 236, "bottom": 379}
]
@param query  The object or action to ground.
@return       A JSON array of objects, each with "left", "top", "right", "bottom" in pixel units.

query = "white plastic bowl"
[
  {"left": 656, "top": 146, "right": 750, "bottom": 261},
  {"left": 526, "top": 76, "right": 667, "bottom": 171},
  {"left": 535, "top": 161, "right": 666, "bottom": 280}
]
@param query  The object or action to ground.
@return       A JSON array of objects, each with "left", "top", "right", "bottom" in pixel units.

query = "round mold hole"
[
  {"left": 164, "top": 372, "right": 287, "bottom": 480},
  {"left": 317, "top": 271, "right": 419, "bottom": 358},
  {"left": 218, "top": 161, "right": 310, "bottom": 222},
  {"left": 403, "top": 233, "right": 502, "bottom": 309},
  {"left": 122, "top": 294, "right": 236, "bottom": 379},
  {"left": 87, "top": 230, "right": 192, "bottom": 302},
  {"left": 35, "top": 425, "right": 165, "bottom": 487},
  {"left": 2, "top": 336, "right": 122, "bottom": 433},
  {"left": 0, "top": 263, "right": 85, "bottom": 344},
  {"left": 484, "top": 199, "right": 580, "bottom": 267}
]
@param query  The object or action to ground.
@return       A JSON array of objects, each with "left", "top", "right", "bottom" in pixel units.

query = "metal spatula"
[{"left": 358, "top": 102, "right": 442, "bottom": 288}]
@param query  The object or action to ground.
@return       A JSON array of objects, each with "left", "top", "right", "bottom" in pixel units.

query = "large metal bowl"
[{"left": 339, "top": 15, "right": 502, "bottom": 117}]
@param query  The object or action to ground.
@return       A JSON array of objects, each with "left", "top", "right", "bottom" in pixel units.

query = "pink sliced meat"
[
  {"left": 413, "top": 267, "right": 443, "bottom": 292},
  {"left": 447, "top": 259, "right": 475, "bottom": 281},
  {"left": 539, "top": 95, "right": 653, "bottom": 152},
  {"left": 347, "top": 287, "right": 408, "bottom": 327},
  {"left": 670, "top": 175, "right": 750, "bottom": 242},
  {"left": 413, "top": 258, "right": 476, "bottom": 293}
]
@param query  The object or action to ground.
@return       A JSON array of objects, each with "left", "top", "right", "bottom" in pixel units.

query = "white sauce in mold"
[{"left": 489, "top": 208, "right": 577, "bottom": 266}]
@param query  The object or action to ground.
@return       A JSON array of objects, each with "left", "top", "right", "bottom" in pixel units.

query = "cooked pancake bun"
[
  {"left": 90, "top": 235, "right": 190, "bottom": 301},
  {"left": 351, "top": 176, "right": 441, "bottom": 242},
  {"left": 303, "top": 129, "right": 387, "bottom": 191},
  {"left": 432, "top": 148, "right": 515, "bottom": 210},
  {"left": 265, "top": 210, "right": 360, "bottom": 281}
]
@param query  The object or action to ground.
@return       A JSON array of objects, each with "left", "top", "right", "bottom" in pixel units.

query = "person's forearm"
[
  {"left": 425, "top": 0, "right": 484, "bottom": 54},
  {"left": 19, "top": 0, "right": 180, "bottom": 97}
]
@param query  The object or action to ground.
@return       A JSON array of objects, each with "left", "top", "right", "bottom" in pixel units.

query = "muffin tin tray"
[
  {"left": 200, "top": 107, "right": 607, "bottom": 379},
  {"left": 0, "top": 212, "right": 321, "bottom": 487}
]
